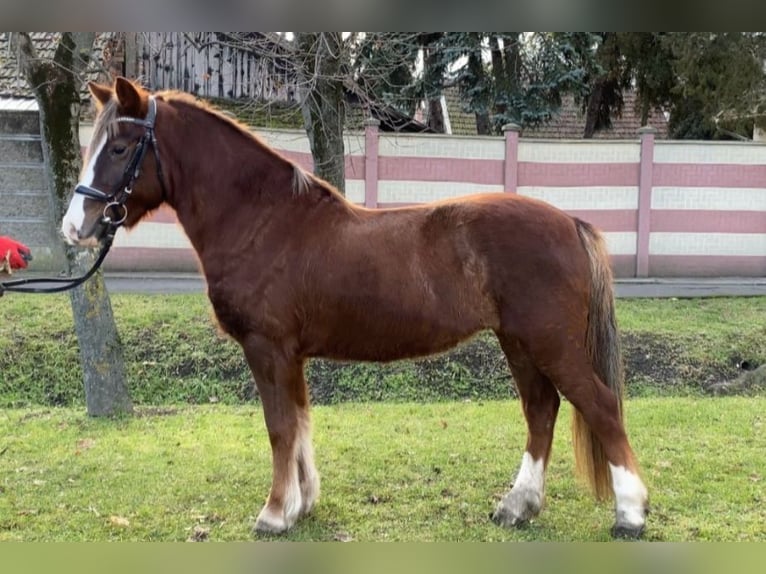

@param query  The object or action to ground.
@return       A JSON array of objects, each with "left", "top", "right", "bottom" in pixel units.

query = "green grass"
[
  {"left": 1, "top": 295, "right": 765, "bottom": 406},
  {"left": 617, "top": 297, "right": 766, "bottom": 365},
  {"left": 1, "top": 398, "right": 764, "bottom": 541}
]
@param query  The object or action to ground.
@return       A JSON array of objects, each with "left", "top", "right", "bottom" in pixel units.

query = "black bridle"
[{"left": 0, "top": 97, "right": 165, "bottom": 295}]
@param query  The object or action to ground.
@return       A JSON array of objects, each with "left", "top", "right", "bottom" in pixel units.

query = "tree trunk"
[
  {"left": 583, "top": 80, "right": 604, "bottom": 139},
  {"left": 502, "top": 33, "right": 523, "bottom": 93},
  {"left": 466, "top": 44, "right": 492, "bottom": 135},
  {"left": 421, "top": 38, "right": 447, "bottom": 134},
  {"left": 294, "top": 33, "right": 347, "bottom": 195},
  {"left": 474, "top": 111, "right": 492, "bottom": 136},
  {"left": 13, "top": 32, "right": 132, "bottom": 416},
  {"left": 426, "top": 97, "right": 446, "bottom": 133},
  {"left": 489, "top": 35, "right": 506, "bottom": 94}
]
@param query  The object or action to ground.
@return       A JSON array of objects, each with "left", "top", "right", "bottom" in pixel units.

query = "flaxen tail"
[{"left": 573, "top": 219, "right": 624, "bottom": 500}]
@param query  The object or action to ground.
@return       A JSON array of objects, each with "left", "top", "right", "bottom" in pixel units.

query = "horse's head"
[{"left": 62, "top": 77, "right": 167, "bottom": 247}]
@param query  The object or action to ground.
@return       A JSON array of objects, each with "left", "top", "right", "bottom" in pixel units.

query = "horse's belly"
[{"left": 306, "top": 303, "right": 490, "bottom": 362}]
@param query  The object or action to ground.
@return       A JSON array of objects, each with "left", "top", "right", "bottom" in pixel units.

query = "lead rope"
[{"left": 0, "top": 228, "right": 116, "bottom": 295}]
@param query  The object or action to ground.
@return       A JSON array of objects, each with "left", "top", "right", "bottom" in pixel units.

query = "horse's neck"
[
  {"left": 158, "top": 105, "right": 354, "bottom": 282},
  {"left": 162, "top": 109, "right": 292, "bottom": 249}
]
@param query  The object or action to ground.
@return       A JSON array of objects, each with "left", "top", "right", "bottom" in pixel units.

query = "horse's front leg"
[{"left": 242, "top": 335, "right": 319, "bottom": 534}]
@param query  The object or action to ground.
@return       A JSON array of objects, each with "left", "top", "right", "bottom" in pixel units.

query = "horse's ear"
[
  {"left": 114, "top": 76, "right": 147, "bottom": 117},
  {"left": 87, "top": 81, "right": 112, "bottom": 107}
]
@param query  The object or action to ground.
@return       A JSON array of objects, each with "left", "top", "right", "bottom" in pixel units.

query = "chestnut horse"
[{"left": 62, "top": 78, "right": 648, "bottom": 539}]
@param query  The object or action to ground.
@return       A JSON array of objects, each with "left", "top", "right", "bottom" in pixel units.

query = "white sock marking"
[
  {"left": 282, "top": 466, "right": 302, "bottom": 525},
  {"left": 609, "top": 463, "right": 648, "bottom": 527},
  {"left": 514, "top": 451, "right": 544, "bottom": 495},
  {"left": 296, "top": 420, "right": 320, "bottom": 514}
]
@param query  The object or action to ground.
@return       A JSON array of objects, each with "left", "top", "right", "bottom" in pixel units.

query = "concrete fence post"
[
  {"left": 364, "top": 118, "right": 380, "bottom": 208},
  {"left": 503, "top": 123, "right": 521, "bottom": 194},
  {"left": 636, "top": 126, "right": 656, "bottom": 278}
]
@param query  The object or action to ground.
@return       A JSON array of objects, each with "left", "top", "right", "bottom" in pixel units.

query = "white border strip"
[
  {"left": 519, "top": 141, "right": 640, "bottom": 163},
  {"left": 650, "top": 232, "right": 766, "bottom": 256},
  {"left": 518, "top": 186, "right": 638, "bottom": 210},
  {"left": 377, "top": 181, "right": 502, "bottom": 203},
  {"left": 379, "top": 134, "right": 505, "bottom": 160},
  {"left": 603, "top": 232, "right": 637, "bottom": 256},
  {"left": 345, "top": 180, "right": 365, "bottom": 204},
  {"left": 651, "top": 187, "right": 766, "bottom": 211},
  {"left": 113, "top": 223, "right": 193, "bottom": 250},
  {"left": 654, "top": 142, "right": 766, "bottom": 165}
]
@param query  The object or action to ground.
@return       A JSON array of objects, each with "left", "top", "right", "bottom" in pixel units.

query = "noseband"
[{"left": 1, "top": 96, "right": 166, "bottom": 295}]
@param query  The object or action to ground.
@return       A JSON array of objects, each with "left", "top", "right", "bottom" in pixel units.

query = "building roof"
[
  {"left": 0, "top": 32, "right": 115, "bottom": 100},
  {"left": 444, "top": 86, "right": 669, "bottom": 139},
  {"left": 522, "top": 92, "right": 669, "bottom": 140}
]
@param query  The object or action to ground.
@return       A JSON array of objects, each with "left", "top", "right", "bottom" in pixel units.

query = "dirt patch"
[
  {"left": 706, "top": 364, "right": 766, "bottom": 396},
  {"left": 621, "top": 332, "right": 742, "bottom": 394},
  {"left": 306, "top": 330, "right": 752, "bottom": 404}
]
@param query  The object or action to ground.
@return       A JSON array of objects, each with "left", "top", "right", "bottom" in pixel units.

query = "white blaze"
[{"left": 61, "top": 134, "right": 106, "bottom": 245}]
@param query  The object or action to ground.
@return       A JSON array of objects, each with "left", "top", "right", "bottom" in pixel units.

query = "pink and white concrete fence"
[{"left": 79, "top": 122, "right": 766, "bottom": 278}]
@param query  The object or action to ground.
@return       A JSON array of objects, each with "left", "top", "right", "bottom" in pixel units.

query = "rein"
[{"left": 0, "top": 97, "right": 163, "bottom": 295}]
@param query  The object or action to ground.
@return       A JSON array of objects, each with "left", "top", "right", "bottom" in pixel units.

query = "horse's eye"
[{"left": 111, "top": 145, "right": 127, "bottom": 156}]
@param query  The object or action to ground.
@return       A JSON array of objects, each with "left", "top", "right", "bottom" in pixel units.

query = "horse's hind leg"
[
  {"left": 242, "top": 335, "right": 320, "bottom": 534},
  {"left": 537, "top": 345, "right": 648, "bottom": 538},
  {"left": 492, "top": 335, "right": 560, "bottom": 528}
]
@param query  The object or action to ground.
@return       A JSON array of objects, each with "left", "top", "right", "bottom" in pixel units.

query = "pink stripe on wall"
[
  {"left": 378, "top": 157, "right": 504, "bottom": 186},
  {"left": 611, "top": 254, "right": 636, "bottom": 279},
  {"left": 105, "top": 247, "right": 201, "bottom": 272},
  {"left": 145, "top": 205, "right": 179, "bottom": 224},
  {"left": 518, "top": 162, "right": 639, "bottom": 187},
  {"left": 651, "top": 210, "right": 766, "bottom": 234},
  {"left": 277, "top": 150, "right": 312, "bottom": 171},
  {"left": 650, "top": 255, "right": 766, "bottom": 277},
  {"left": 280, "top": 150, "right": 366, "bottom": 179},
  {"left": 653, "top": 163, "right": 766, "bottom": 188}
]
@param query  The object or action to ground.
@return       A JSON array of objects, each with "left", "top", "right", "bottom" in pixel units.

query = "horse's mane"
[{"left": 154, "top": 90, "right": 342, "bottom": 200}]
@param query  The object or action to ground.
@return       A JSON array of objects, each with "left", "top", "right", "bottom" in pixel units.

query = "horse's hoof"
[
  {"left": 253, "top": 520, "right": 287, "bottom": 535},
  {"left": 491, "top": 487, "right": 541, "bottom": 530},
  {"left": 252, "top": 508, "right": 289, "bottom": 535},
  {"left": 490, "top": 506, "right": 531, "bottom": 529},
  {"left": 611, "top": 523, "right": 645, "bottom": 540}
]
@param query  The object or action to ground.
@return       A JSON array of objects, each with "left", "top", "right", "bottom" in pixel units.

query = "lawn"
[
  {"left": 1, "top": 293, "right": 763, "bottom": 541},
  {"left": 1, "top": 398, "right": 763, "bottom": 542}
]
